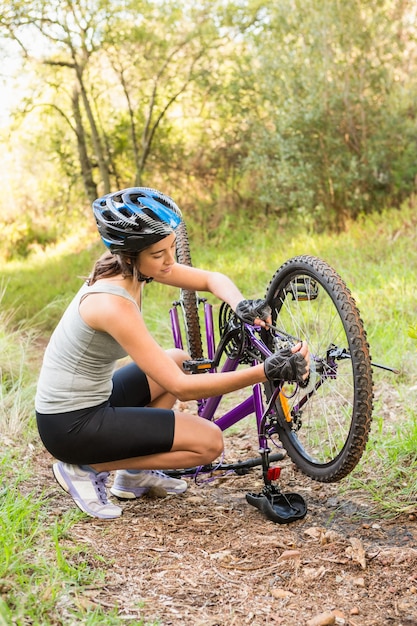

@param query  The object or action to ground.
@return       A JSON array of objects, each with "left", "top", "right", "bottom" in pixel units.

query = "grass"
[
  {"left": 0, "top": 287, "right": 39, "bottom": 441},
  {"left": 2, "top": 204, "right": 417, "bottom": 364},
  {"left": 0, "top": 452, "right": 158, "bottom": 625},
  {"left": 0, "top": 231, "right": 103, "bottom": 332},
  {"left": 0, "top": 284, "right": 160, "bottom": 625},
  {"left": 0, "top": 202, "right": 416, "bottom": 621},
  {"left": 343, "top": 383, "right": 417, "bottom": 516}
]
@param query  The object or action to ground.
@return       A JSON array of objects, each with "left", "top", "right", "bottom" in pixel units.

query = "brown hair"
[{"left": 87, "top": 251, "right": 141, "bottom": 285}]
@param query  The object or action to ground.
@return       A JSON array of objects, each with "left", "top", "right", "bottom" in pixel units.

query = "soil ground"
[{"left": 33, "top": 398, "right": 417, "bottom": 626}]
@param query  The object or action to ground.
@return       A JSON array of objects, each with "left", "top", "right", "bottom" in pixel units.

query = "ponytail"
[{"left": 87, "top": 251, "right": 139, "bottom": 285}]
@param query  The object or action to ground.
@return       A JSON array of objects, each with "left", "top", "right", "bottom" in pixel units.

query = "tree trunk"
[
  {"left": 73, "top": 56, "right": 111, "bottom": 194},
  {"left": 71, "top": 86, "right": 97, "bottom": 202}
]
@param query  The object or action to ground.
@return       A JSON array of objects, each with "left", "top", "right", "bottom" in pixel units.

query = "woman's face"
[{"left": 137, "top": 233, "right": 176, "bottom": 280}]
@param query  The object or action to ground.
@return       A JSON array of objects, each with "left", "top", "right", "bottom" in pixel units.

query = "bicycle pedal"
[{"left": 183, "top": 358, "right": 215, "bottom": 373}]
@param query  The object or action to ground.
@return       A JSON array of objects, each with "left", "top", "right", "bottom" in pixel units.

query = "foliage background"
[
  {"left": 0, "top": 0, "right": 416, "bottom": 513},
  {"left": 0, "top": 4, "right": 416, "bottom": 623},
  {"left": 1, "top": 0, "right": 417, "bottom": 260}
]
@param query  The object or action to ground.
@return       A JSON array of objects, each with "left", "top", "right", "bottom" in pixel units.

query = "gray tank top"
[{"left": 35, "top": 282, "right": 138, "bottom": 414}]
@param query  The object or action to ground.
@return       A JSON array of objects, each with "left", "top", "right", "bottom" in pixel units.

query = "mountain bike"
[{"left": 169, "top": 222, "right": 388, "bottom": 524}]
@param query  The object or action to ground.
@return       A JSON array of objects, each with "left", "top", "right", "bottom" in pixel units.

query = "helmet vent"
[
  {"left": 157, "top": 196, "right": 167, "bottom": 207},
  {"left": 102, "top": 210, "right": 116, "bottom": 222},
  {"left": 119, "top": 208, "right": 133, "bottom": 219},
  {"left": 131, "top": 193, "right": 146, "bottom": 203},
  {"left": 142, "top": 207, "right": 160, "bottom": 222}
]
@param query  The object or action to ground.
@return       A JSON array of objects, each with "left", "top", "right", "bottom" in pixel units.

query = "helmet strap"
[{"left": 137, "top": 271, "right": 153, "bottom": 284}]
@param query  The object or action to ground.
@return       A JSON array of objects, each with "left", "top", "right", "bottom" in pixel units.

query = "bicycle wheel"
[
  {"left": 175, "top": 220, "right": 204, "bottom": 359},
  {"left": 263, "top": 255, "right": 373, "bottom": 482}
]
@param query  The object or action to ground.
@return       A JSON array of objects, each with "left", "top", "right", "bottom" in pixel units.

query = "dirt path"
[{"left": 35, "top": 422, "right": 417, "bottom": 626}]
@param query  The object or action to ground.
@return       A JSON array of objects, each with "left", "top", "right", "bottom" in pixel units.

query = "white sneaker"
[
  {"left": 110, "top": 469, "right": 188, "bottom": 499},
  {"left": 52, "top": 462, "right": 122, "bottom": 519}
]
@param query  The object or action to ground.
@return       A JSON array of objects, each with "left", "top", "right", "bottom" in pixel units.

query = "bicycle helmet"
[{"left": 93, "top": 187, "right": 182, "bottom": 254}]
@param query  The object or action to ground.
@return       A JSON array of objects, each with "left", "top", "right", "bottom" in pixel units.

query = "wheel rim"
[{"left": 265, "top": 257, "right": 373, "bottom": 480}]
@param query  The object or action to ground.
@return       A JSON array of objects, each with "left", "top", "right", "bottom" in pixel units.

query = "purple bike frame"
[{"left": 170, "top": 301, "right": 273, "bottom": 451}]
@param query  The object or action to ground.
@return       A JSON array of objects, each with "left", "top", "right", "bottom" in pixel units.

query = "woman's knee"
[
  {"left": 195, "top": 421, "right": 224, "bottom": 464},
  {"left": 209, "top": 423, "right": 224, "bottom": 460},
  {"left": 166, "top": 348, "right": 190, "bottom": 369},
  {"left": 173, "top": 414, "right": 224, "bottom": 463}
]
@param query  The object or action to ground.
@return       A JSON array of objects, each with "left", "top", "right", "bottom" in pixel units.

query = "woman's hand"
[
  {"left": 235, "top": 299, "right": 272, "bottom": 328},
  {"left": 264, "top": 341, "right": 310, "bottom": 385}
]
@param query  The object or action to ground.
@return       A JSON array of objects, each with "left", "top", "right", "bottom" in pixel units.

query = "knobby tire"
[
  {"left": 263, "top": 255, "right": 374, "bottom": 482},
  {"left": 175, "top": 221, "right": 203, "bottom": 359}
]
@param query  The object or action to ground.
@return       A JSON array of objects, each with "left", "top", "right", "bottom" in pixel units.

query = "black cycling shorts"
[{"left": 36, "top": 362, "right": 175, "bottom": 465}]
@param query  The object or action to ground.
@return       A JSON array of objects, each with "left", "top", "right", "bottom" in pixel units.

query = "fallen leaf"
[
  {"left": 271, "top": 588, "right": 294, "bottom": 599},
  {"left": 209, "top": 550, "right": 231, "bottom": 560},
  {"left": 322, "top": 530, "right": 342, "bottom": 544},
  {"left": 302, "top": 565, "right": 328, "bottom": 580},
  {"left": 304, "top": 526, "right": 325, "bottom": 540},
  {"left": 278, "top": 549, "right": 301, "bottom": 561},
  {"left": 306, "top": 611, "right": 336, "bottom": 626},
  {"left": 346, "top": 537, "right": 366, "bottom": 569}
]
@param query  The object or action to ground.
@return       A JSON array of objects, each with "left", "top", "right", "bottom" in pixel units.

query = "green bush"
[{"left": 0, "top": 217, "right": 58, "bottom": 261}]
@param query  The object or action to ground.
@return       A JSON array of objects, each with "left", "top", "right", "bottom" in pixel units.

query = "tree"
[
  {"left": 0, "top": 0, "right": 230, "bottom": 199},
  {"left": 0, "top": 0, "right": 116, "bottom": 199},
  {"left": 232, "top": 0, "right": 417, "bottom": 228},
  {"left": 1, "top": 0, "right": 417, "bottom": 246},
  {"left": 100, "top": 3, "right": 227, "bottom": 186}
]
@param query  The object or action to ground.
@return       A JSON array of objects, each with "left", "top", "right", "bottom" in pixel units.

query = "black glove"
[
  {"left": 235, "top": 299, "right": 271, "bottom": 325},
  {"left": 264, "top": 348, "right": 308, "bottom": 385}
]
